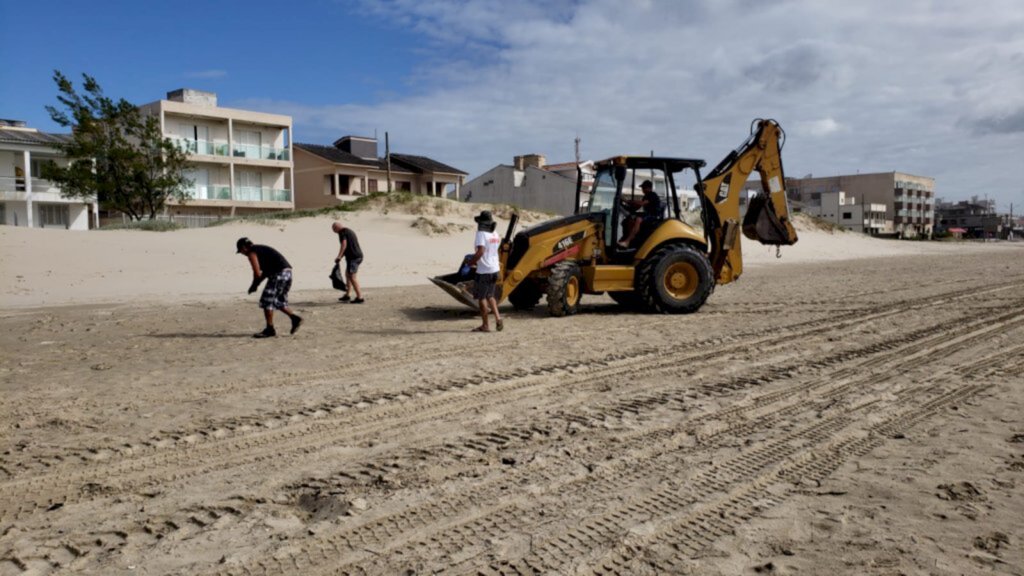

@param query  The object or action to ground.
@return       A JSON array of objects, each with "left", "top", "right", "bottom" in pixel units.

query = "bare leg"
[
  {"left": 263, "top": 308, "right": 274, "bottom": 328},
  {"left": 620, "top": 218, "right": 641, "bottom": 246},
  {"left": 476, "top": 299, "right": 490, "bottom": 331},
  {"left": 487, "top": 297, "right": 503, "bottom": 331},
  {"left": 347, "top": 271, "right": 362, "bottom": 299}
]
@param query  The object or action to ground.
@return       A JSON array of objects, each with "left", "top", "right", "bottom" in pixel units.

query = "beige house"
[
  {"left": 788, "top": 171, "right": 935, "bottom": 238},
  {"left": 0, "top": 120, "right": 96, "bottom": 230},
  {"left": 293, "top": 136, "right": 466, "bottom": 209},
  {"left": 139, "top": 89, "right": 294, "bottom": 223}
]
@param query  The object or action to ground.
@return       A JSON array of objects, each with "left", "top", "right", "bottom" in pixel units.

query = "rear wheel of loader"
[
  {"left": 638, "top": 245, "right": 714, "bottom": 314},
  {"left": 508, "top": 279, "right": 543, "bottom": 310},
  {"left": 546, "top": 261, "right": 583, "bottom": 317}
]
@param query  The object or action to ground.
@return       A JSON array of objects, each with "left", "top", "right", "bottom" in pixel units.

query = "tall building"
[
  {"left": 788, "top": 171, "right": 934, "bottom": 238},
  {"left": 139, "top": 89, "right": 294, "bottom": 224},
  {"left": 0, "top": 119, "right": 96, "bottom": 230}
]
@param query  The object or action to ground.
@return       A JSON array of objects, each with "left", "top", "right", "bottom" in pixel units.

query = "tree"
[{"left": 44, "top": 71, "right": 190, "bottom": 220}]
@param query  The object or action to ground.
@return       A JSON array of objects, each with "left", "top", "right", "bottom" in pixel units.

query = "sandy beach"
[{"left": 1, "top": 201, "right": 1022, "bottom": 575}]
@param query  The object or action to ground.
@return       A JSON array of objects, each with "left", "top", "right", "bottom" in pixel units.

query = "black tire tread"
[
  {"left": 638, "top": 244, "right": 714, "bottom": 314},
  {"left": 546, "top": 261, "right": 582, "bottom": 317}
]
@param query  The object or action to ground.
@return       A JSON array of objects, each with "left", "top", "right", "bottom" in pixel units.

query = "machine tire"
[
  {"left": 508, "top": 279, "right": 543, "bottom": 310},
  {"left": 608, "top": 290, "right": 644, "bottom": 310},
  {"left": 546, "top": 261, "right": 583, "bottom": 317},
  {"left": 638, "top": 244, "right": 714, "bottom": 314}
]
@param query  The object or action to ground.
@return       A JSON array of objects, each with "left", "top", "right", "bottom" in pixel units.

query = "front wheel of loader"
[
  {"left": 546, "top": 261, "right": 583, "bottom": 317},
  {"left": 508, "top": 279, "right": 543, "bottom": 310},
  {"left": 638, "top": 245, "right": 714, "bottom": 314}
]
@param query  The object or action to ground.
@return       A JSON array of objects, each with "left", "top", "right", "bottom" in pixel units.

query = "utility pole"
[
  {"left": 385, "top": 131, "right": 392, "bottom": 193},
  {"left": 574, "top": 134, "right": 580, "bottom": 165}
]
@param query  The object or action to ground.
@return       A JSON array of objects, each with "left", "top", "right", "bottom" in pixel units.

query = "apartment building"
[
  {"left": 802, "top": 190, "right": 888, "bottom": 234},
  {"left": 293, "top": 135, "right": 466, "bottom": 208},
  {"left": 788, "top": 171, "right": 934, "bottom": 238},
  {"left": 0, "top": 119, "right": 96, "bottom": 230},
  {"left": 139, "top": 89, "right": 293, "bottom": 222}
]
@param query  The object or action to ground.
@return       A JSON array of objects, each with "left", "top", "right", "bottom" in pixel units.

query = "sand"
[{"left": 1, "top": 202, "right": 1022, "bottom": 575}]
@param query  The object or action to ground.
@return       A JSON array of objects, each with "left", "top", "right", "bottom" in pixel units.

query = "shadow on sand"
[{"left": 146, "top": 332, "right": 254, "bottom": 339}]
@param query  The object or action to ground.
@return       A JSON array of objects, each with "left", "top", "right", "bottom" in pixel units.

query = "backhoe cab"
[{"left": 431, "top": 119, "right": 798, "bottom": 316}]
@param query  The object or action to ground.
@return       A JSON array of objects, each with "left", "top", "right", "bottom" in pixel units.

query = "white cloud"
[
  {"left": 248, "top": 0, "right": 1024, "bottom": 208},
  {"left": 796, "top": 118, "right": 843, "bottom": 138}
]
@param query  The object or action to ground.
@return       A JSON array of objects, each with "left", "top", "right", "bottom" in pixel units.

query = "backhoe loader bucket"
[
  {"left": 429, "top": 272, "right": 478, "bottom": 309},
  {"left": 742, "top": 193, "right": 797, "bottom": 246}
]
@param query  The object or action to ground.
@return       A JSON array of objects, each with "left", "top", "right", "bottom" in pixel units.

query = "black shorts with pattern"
[
  {"left": 260, "top": 269, "right": 293, "bottom": 310},
  {"left": 473, "top": 272, "right": 498, "bottom": 300}
]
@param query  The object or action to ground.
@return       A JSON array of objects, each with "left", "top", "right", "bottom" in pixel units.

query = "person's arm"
[
  {"left": 335, "top": 237, "right": 347, "bottom": 262},
  {"left": 466, "top": 244, "right": 485, "bottom": 266},
  {"left": 247, "top": 253, "right": 263, "bottom": 293}
]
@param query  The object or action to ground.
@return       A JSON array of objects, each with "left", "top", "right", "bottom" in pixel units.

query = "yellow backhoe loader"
[{"left": 431, "top": 119, "right": 798, "bottom": 315}]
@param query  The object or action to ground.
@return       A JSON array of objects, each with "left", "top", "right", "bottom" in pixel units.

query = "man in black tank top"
[{"left": 236, "top": 237, "right": 303, "bottom": 338}]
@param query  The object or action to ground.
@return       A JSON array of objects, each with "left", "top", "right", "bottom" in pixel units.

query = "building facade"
[
  {"left": 293, "top": 136, "right": 466, "bottom": 209},
  {"left": 788, "top": 171, "right": 934, "bottom": 237},
  {"left": 0, "top": 120, "right": 97, "bottom": 230},
  {"left": 802, "top": 190, "right": 889, "bottom": 234},
  {"left": 138, "top": 89, "right": 294, "bottom": 223},
  {"left": 463, "top": 154, "right": 579, "bottom": 215},
  {"left": 935, "top": 196, "right": 1002, "bottom": 238}
]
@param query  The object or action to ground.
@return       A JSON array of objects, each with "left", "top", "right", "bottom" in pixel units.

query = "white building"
[
  {"left": 0, "top": 119, "right": 97, "bottom": 230},
  {"left": 138, "top": 89, "right": 294, "bottom": 224},
  {"left": 463, "top": 154, "right": 578, "bottom": 215}
]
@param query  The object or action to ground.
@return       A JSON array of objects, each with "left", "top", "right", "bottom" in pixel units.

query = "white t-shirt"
[{"left": 474, "top": 230, "right": 501, "bottom": 274}]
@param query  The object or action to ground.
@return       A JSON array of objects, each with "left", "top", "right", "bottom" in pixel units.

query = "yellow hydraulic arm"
[{"left": 697, "top": 119, "right": 798, "bottom": 285}]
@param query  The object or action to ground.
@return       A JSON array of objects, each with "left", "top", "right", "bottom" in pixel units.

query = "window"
[
  {"left": 0, "top": 203, "right": 6, "bottom": 225},
  {"left": 235, "top": 129, "right": 261, "bottom": 158},
  {"left": 842, "top": 212, "right": 852, "bottom": 219},
  {"left": 236, "top": 170, "right": 263, "bottom": 201},
  {"left": 39, "top": 204, "right": 69, "bottom": 228},
  {"left": 368, "top": 179, "right": 378, "bottom": 193}
]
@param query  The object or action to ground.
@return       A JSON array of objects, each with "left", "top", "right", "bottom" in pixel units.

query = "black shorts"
[
  {"left": 346, "top": 257, "right": 363, "bottom": 275},
  {"left": 473, "top": 272, "right": 498, "bottom": 300}
]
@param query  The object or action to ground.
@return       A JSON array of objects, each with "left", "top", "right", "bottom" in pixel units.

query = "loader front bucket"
[{"left": 429, "top": 273, "right": 478, "bottom": 309}]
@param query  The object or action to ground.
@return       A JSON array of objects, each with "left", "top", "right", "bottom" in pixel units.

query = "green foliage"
[
  {"left": 44, "top": 71, "right": 190, "bottom": 221},
  {"left": 204, "top": 195, "right": 376, "bottom": 227},
  {"left": 99, "top": 219, "right": 184, "bottom": 232}
]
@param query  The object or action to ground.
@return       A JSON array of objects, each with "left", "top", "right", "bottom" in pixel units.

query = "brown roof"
[
  {"left": 390, "top": 153, "right": 467, "bottom": 175},
  {"left": 296, "top": 143, "right": 465, "bottom": 176}
]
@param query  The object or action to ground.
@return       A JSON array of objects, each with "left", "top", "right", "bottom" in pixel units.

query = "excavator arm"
[{"left": 697, "top": 118, "right": 798, "bottom": 285}]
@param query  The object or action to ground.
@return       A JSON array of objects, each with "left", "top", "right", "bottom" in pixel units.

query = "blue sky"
[{"left": 2, "top": 0, "right": 1023, "bottom": 210}]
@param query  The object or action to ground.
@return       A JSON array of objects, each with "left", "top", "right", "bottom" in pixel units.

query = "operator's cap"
[
  {"left": 640, "top": 180, "right": 653, "bottom": 190},
  {"left": 236, "top": 237, "right": 252, "bottom": 253}
]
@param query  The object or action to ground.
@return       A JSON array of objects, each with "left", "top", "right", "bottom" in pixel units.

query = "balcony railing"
[
  {"left": 171, "top": 137, "right": 229, "bottom": 156},
  {"left": 230, "top": 144, "right": 290, "bottom": 161},
  {"left": 183, "top": 185, "right": 232, "bottom": 200},
  {"left": 235, "top": 187, "right": 292, "bottom": 202},
  {"left": 181, "top": 185, "right": 291, "bottom": 202},
  {"left": 0, "top": 176, "right": 60, "bottom": 193}
]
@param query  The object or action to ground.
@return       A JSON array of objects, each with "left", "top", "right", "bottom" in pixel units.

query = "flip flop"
[
  {"left": 496, "top": 319, "right": 504, "bottom": 332},
  {"left": 472, "top": 326, "right": 490, "bottom": 332}
]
